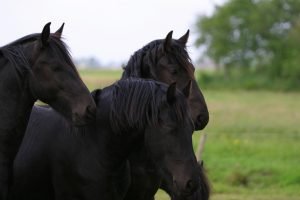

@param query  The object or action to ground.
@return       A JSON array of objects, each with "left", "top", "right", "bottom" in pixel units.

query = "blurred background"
[{"left": 1, "top": 0, "right": 300, "bottom": 199}]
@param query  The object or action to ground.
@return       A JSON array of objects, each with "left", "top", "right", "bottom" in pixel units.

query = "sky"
[{"left": 0, "top": 0, "right": 225, "bottom": 67}]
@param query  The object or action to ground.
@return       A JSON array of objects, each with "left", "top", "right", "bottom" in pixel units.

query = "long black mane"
[
  {"left": 0, "top": 45, "right": 30, "bottom": 79},
  {"left": 0, "top": 33, "right": 77, "bottom": 75},
  {"left": 122, "top": 39, "right": 194, "bottom": 79},
  {"left": 110, "top": 78, "right": 188, "bottom": 133}
]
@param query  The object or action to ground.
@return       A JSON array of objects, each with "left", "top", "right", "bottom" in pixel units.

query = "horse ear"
[
  {"left": 182, "top": 80, "right": 192, "bottom": 98},
  {"left": 91, "top": 89, "right": 102, "bottom": 105},
  {"left": 167, "top": 82, "right": 177, "bottom": 104},
  {"left": 163, "top": 31, "right": 173, "bottom": 52},
  {"left": 54, "top": 23, "right": 65, "bottom": 38},
  {"left": 41, "top": 22, "right": 51, "bottom": 46},
  {"left": 178, "top": 29, "right": 189, "bottom": 45}
]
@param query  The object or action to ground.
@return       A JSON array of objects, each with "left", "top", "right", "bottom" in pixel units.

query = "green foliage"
[{"left": 195, "top": 0, "right": 300, "bottom": 85}]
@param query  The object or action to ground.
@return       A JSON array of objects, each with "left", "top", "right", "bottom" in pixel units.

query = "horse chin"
[
  {"left": 71, "top": 113, "right": 96, "bottom": 127},
  {"left": 71, "top": 119, "right": 88, "bottom": 127},
  {"left": 54, "top": 101, "right": 96, "bottom": 126},
  {"left": 159, "top": 171, "right": 193, "bottom": 199},
  {"left": 173, "top": 192, "right": 198, "bottom": 200},
  {"left": 194, "top": 122, "right": 202, "bottom": 131}
]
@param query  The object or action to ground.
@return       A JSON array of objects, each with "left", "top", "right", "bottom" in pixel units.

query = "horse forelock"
[
  {"left": 48, "top": 35, "right": 78, "bottom": 74},
  {"left": 169, "top": 40, "right": 195, "bottom": 79},
  {"left": 109, "top": 78, "right": 188, "bottom": 134}
]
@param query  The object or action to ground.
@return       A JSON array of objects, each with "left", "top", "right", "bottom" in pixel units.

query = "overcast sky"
[{"left": 0, "top": 0, "right": 225, "bottom": 67}]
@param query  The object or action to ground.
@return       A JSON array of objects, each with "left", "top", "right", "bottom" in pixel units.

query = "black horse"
[
  {"left": 121, "top": 31, "right": 210, "bottom": 199},
  {"left": 11, "top": 78, "right": 199, "bottom": 200},
  {"left": 122, "top": 30, "right": 208, "bottom": 130},
  {"left": 0, "top": 23, "right": 96, "bottom": 199}
]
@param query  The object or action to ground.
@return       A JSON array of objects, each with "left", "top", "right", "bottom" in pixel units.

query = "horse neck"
[
  {"left": 0, "top": 54, "right": 35, "bottom": 137},
  {"left": 94, "top": 110, "right": 144, "bottom": 172},
  {"left": 91, "top": 126, "right": 141, "bottom": 197},
  {"left": 93, "top": 126, "right": 138, "bottom": 166},
  {"left": 92, "top": 91, "right": 145, "bottom": 171}
]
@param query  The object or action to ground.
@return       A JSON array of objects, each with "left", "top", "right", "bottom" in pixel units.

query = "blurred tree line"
[{"left": 195, "top": 0, "right": 300, "bottom": 90}]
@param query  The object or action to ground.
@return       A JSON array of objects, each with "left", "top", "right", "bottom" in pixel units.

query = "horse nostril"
[
  {"left": 72, "top": 112, "right": 80, "bottom": 122},
  {"left": 87, "top": 105, "right": 92, "bottom": 113},
  {"left": 186, "top": 180, "right": 198, "bottom": 193},
  {"left": 195, "top": 113, "right": 209, "bottom": 130},
  {"left": 87, "top": 105, "right": 95, "bottom": 114},
  {"left": 86, "top": 105, "right": 96, "bottom": 119}
]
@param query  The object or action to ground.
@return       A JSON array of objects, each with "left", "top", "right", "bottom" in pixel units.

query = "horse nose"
[
  {"left": 87, "top": 104, "right": 96, "bottom": 115},
  {"left": 173, "top": 178, "right": 199, "bottom": 196},
  {"left": 194, "top": 113, "right": 209, "bottom": 130}
]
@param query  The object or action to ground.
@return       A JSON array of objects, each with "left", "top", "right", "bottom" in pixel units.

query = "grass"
[
  {"left": 79, "top": 69, "right": 300, "bottom": 200},
  {"left": 78, "top": 68, "right": 122, "bottom": 90},
  {"left": 195, "top": 90, "right": 300, "bottom": 198}
]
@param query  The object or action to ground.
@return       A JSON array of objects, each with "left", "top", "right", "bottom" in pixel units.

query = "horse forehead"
[
  {"left": 158, "top": 55, "right": 194, "bottom": 77},
  {"left": 39, "top": 43, "right": 69, "bottom": 63},
  {"left": 34, "top": 51, "right": 60, "bottom": 65}
]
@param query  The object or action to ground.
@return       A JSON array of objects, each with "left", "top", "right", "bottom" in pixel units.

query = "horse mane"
[
  {"left": 198, "top": 161, "right": 211, "bottom": 200},
  {"left": 0, "top": 33, "right": 77, "bottom": 75},
  {"left": 122, "top": 40, "right": 161, "bottom": 78},
  {"left": 0, "top": 44, "right": 30, "bottom": 79},
  {"left": 122, "top": 39, "right": 194, "bottom": 79},
  {"left": 109, "top": 78, "right": 188, "bottom": 134}
]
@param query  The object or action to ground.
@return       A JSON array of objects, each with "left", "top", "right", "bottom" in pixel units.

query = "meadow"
[{"left": 79, "top": 69, "right": 300, "bottom": 200}]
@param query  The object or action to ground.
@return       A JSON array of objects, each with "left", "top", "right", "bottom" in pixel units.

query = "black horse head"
[
  {"left": 1, "top": 23, "right": 96, "bottom": 125},
  {"left": 122, "top": 30, "right": 209, "bottom": 130},
  {"left": 93, "top": 78, "right": 200, "bottom": 197}
]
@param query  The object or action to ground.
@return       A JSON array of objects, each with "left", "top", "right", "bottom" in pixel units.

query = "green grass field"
[
  {"left": 79, "top": 69, "right": 300, "bottom": 200},
  {"left": 194, "top": 90, "right": 300, "bottom": 199}
]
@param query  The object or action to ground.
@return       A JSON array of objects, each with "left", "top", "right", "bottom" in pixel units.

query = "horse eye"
[
  {"left": 171, "top": 69, "right": 178, "bottom": 75},
  {"left": 52, "top": 66, "right": 61, "bottom": 72}
]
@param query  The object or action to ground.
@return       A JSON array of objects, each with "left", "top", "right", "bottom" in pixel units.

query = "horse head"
[{"left": 21, "top": 23, "right": 96, "bottom": 125}]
